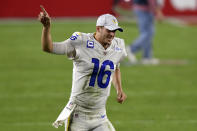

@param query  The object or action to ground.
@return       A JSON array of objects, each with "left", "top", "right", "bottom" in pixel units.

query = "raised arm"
[
  {"left": 38, "top": 5, "right": 53, "bottom": 53},
  {"left": 112, "top": 68, "right": 127, "bottom": 104}
]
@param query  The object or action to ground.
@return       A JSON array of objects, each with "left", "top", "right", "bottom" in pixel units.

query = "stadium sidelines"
[{"left": 1, "top": 16, "right": 196, "bottom": 27}]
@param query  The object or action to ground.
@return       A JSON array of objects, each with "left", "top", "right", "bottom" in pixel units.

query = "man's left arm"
[{"left": 112, "top": 68, "right": 127, "bottom": 104}]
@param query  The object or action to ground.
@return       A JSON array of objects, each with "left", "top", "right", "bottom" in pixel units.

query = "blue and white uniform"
[{"left": 52, "top": 32, "right": 127, "bottom": 131}]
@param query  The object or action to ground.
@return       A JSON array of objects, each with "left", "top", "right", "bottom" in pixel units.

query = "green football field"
[{"left": 0, "top": 19, "right": 197, "bottom": 131}]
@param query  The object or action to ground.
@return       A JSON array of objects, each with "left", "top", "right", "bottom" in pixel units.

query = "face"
[{"left": 97, "top": 26, "right": 116, "bottom": 45}]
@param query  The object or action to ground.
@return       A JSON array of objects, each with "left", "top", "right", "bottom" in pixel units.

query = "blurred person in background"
[
  {"left": 38, "top": 5, "right": 127, "bottom": 131},
  {"left": 126, "top": 0, "right": 163, "bottom": 65}
]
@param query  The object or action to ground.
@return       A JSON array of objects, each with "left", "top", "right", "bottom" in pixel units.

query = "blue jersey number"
[{"left": 89, "top": 58, "right": 114, "bottom": 88}]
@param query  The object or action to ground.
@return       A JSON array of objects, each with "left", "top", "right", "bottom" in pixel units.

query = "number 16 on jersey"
[{"left": 89, "top": 58, "right": 114, "bottom": 88}]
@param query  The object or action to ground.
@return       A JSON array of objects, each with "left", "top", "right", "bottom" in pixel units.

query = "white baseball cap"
[{"left": 96, "top": 14, "right": 123, "bottom": 32}]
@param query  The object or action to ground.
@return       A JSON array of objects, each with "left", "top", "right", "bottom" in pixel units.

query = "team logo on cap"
[
  {"left": 87, "top": 40, "right": 94, "bottom": 48},
  {"left": 112, "top": 19, "right": 117, "bottom": 24}
]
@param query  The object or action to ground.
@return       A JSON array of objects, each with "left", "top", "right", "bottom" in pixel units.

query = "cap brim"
[{"left": 105, "top": 25, "right": 123, "bottom": 32}]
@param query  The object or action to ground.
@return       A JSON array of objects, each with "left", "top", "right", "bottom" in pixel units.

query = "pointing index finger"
[{"left": 40, "top": 5, "right": 48, "bottom": 15}]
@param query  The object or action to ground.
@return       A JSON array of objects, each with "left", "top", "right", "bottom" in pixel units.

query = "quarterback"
[{"left": 38, "top": 5, "right": 127, "bottom": 131}]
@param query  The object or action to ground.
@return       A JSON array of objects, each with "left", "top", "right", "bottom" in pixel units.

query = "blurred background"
[
  {"left": 1, "top": 0, "right": 197, "bottom": 23},
  {"left": 0, "top": 0, "right": 197, "bottom": 131}
]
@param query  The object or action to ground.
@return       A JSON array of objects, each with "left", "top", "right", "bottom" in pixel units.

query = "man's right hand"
[{"left": 38, "top": 5, "right": 51, "bottom": 28}]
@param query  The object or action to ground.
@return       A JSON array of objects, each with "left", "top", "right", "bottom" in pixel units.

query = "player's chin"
[{"left": 106, "top": 38, "right": 113, "bottom": 44}]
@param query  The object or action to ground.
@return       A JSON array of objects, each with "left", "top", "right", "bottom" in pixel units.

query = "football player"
[{"left": 38, "top": 5, "right": 127, "bottom": 131}]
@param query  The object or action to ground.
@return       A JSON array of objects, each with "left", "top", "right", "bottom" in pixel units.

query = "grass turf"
[{"left": 0, "top": 19, "right": 197, "bottom": 131}]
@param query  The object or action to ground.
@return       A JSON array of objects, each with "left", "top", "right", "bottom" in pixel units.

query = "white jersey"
[{"left": 52, "top": 32, "right": 127, "bottom": 110}]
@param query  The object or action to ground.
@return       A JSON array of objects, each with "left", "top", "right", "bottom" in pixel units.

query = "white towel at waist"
[{"left": 52, "top": 101, "right": 76, "bottom": 128}]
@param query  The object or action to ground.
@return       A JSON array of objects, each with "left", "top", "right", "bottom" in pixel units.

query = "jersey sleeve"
[{"left": 52, "top": 32, "right": 82, "bottom": 59}]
